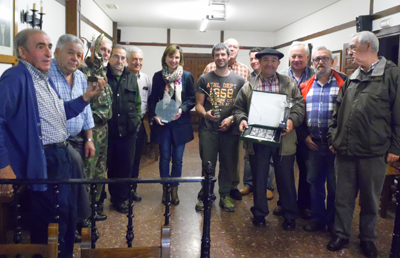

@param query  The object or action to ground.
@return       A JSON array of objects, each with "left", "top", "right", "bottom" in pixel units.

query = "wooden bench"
[
  {"left": 0, "top": 223, "right": 58, "bottom": 258},
  {"left": 81, "top": 224, "right": 170, "bottom": 258},
  {"left": 380, "top": 162, "right": 400, "bottom": 218}
]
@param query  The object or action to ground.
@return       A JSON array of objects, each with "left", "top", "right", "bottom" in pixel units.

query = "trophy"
[
  {"left": 200, "top": 87, "right": 222, "bottom": 117},
  {"left": 155, "top": 99, "right": 179, "bottom": 124},
  {"left": 88, "top": 34, "right": 106, "bottom": 83}
]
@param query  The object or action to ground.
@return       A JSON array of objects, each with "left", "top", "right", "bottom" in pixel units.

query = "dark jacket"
[
  {"left": 0, "top": 62, "right": 88, "bottom": 191},
  {"left": 148, "top": 70, "right": 196, "bottom": 146},
  {"left": 107, "top": 66, "right": 142, "bottom": 138},
  {"left": 328, "top": 57, "right": 400, "bottom": 156}
]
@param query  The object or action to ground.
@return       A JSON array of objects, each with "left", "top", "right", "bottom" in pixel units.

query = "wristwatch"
[
  {"left": 229, "top": 116, "right": 234, "bottom": 124},
  {"left": 87, "top": 138, "right": 94, "bottom": 142}
]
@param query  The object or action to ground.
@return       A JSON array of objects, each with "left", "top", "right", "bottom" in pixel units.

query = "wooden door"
[
  {"left": 342, "top": 43, "right": 358, "bottom": 76},
  {"left": 184, "top": 53, "right": 214, "bottom": 85},
  {"left": 183, "top": 53, "right": 214, "bottom": 131}
]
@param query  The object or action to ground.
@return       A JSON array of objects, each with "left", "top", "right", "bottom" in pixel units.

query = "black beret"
[{"left": 255, "top": 48, "right": 284, "bottom": 60}]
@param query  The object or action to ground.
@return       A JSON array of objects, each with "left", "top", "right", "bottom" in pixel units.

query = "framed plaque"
[{"left": 240, "top": 91, "right": 290, "bottom": 146}]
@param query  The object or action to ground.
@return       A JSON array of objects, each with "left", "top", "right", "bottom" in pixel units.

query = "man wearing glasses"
[
  {"left": 297, "top": 46, "right": 347, "bottom": 236},
  {"left": 327, "top": 31, "right": 400, "bottom": 258},
  {"left": 106, "top": 46, "right": 142, "bottom": 213}
]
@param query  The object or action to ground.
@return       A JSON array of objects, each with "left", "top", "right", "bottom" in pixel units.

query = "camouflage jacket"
[{"left": 79, "top": 57, "right": 113, "bottom": 125}]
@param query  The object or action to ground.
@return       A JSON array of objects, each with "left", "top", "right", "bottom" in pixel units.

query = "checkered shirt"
[
  {"left": 20, "top": 59, "right": 68, "bottom": 145},
  {"left": 361, "top": 59, "right": 380, "bottom": 73},
  {"left": 257, "top": 73, "right": 280, "bottom": 93},
  {"left": 203, "top": 61, "right": 251, "bottom": 81},
  {"left": 49, "top": 59, "right": 94, "bottom": 136},
  {"left": 305, "top": 73, "right": 339, "bottom": 140}
]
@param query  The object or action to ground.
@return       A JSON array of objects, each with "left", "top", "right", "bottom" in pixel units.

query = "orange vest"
[{"left": 300, "top": 70, "right": 345, "bottom": 102}]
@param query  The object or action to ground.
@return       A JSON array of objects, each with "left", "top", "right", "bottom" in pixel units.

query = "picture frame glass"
[{"left": 0, "top": 0, "right": 14, "bottom": 56}]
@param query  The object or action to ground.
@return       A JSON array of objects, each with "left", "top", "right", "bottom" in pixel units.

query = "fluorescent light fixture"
[
  {"left": 105, "top": 4, "right": 119, "bottom": 9},
  {"left": 200, "top": 18, "right": 209, "bottom": 32},
  {"left": 208, "top": 2, "right": 226, "bottom": 20}
]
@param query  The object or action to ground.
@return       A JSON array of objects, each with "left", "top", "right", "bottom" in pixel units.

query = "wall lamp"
[{"left": 20, "top": 1, "right": 45, "bottom": 30}]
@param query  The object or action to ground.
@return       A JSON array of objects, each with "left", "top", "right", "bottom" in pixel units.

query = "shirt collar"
[
  {"left": 361, "top": 59, "right": 380, "bottom": 73},
  {"left": 314, "top": 71, "right": 336, "bottom": 86},
  {"left": 260, "top": 72, "right": 278, "bottom": 83},
  {"left": 20, "top": 59, "right": 49, "bottom": 80}
]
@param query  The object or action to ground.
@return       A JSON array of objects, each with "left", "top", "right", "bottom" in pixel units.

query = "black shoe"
[
  {"left": 252, "top": 216, "right": 266, "bottom": 227},
  {"left": 96, "top": 202, "right": 104, "bottom": 214},
  {"left": 300, "top": 209, "right": 313, "bottom": 220},
  {"left": 74, "top": 230, "right": 81, "bottom": 243},
  {"left": 132, "top": 191, "right": 142, "bottom": 202},
  {"left": 113, "top": 202, "right": 129, "bottom": 213},
  {"left": 93, "top": 211, "right": 107, "bottom": 221},
  {"left": 327, "top": 236, "right": 349, "bottom": 251},
  {"left": 79, "top": 218, "right": 91, "bottom": 229},
  {"left": 282, "top": 218, "right": 296, "bottom": 231},
  {"left": 230, "top": 189, "right": 242, "bottom": 200},
  {"left": 273, "top": 205, "right": 284, "bottom": 216},
  {"left": 360, "top": 241, "right": 377, "bottom": 258},
  {"left": 302, "top": 220, "right": 326, "bottom": 232}
]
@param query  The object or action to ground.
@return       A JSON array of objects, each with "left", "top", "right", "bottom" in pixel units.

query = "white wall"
[
  {"left": 81, "top": 0, "right": 113, "bottom": 37},
  {"left": 274, "top": 0, "right": 400, "bottom": 71},
  {"left": 119, "top": 26, "right": 273, "bottom": 80}
]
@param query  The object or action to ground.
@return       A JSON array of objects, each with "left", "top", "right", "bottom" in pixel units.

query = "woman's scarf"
[{"left": 162, "top": 65, "right": 183, "bottom": 107}]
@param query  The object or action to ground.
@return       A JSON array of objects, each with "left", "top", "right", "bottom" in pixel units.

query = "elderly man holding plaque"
[
  {"left": 195, "top": 43, "right": 245, "bottom": 212},
  {"left": 148, "top": 45, "right": 195, "bottom": 205},
  {"left": 233, "top": 48, "right": 304, "bottom": 229}
]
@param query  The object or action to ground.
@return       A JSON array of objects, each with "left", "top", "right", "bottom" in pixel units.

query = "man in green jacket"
[
  {"left": 327, "top": 31, "right": 400, "bottom": 258},
  {"left": 233, "top": 48, "right": 304, "bottom": 229},
  {"left": 106, "top": 46, "right": 142, "bottom": 213}
]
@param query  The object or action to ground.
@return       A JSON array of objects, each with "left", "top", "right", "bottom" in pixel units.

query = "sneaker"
[
  {"left": 219, "top": 196, "right": 235, "bottom": 212},
  {"left": 195, "top": 200, "right": 204, "bottom": 211}
]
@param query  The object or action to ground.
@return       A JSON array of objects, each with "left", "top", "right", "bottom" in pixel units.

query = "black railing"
[
  {"left": 390, "top": 175, "right": 400, "bottom": 258},
  {"left": 0, "top": 166, "right": 216, "bottom": 258}
]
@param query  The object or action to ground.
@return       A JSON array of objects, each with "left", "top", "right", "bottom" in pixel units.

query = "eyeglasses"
[{"left": 313, "top": 56, "right": 330, "bottom": 63}]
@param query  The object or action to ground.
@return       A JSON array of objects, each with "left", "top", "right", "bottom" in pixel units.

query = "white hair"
[
  {"left": 312, "top": 46, "right": 333, "bottom": 59},
  {"left": 56, "top": 34, "right": 83, "bottom": 50},
  {"left": 352, "top": 31, "right": 379, "bottom": 53},
  {"left": 127, "top": 46, "right": 143, "bottom": 58},
  {"left": 289, "top": 41, "right": 309, "bottom": 55}
]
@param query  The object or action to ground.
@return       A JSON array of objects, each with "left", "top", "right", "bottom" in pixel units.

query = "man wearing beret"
[{"left": 233, "top": 48, "right": 304, "bottom": 229}]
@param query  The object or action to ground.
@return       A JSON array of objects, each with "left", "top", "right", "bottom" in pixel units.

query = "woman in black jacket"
[{"left": 148, "top": 44, "right": 196, "bottom": 205}]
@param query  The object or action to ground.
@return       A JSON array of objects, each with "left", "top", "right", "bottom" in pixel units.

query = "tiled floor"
[{"left": 70, "top": 132, "right": 398, "bottom": 258}]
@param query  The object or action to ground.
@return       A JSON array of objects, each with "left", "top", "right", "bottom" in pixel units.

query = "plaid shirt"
[
  {"left": 49, "top": 59, "right": 94, "bottom": 137},
  {"left": 257, "top": 73, "right": 280, "bottom": 93},
  {"left": 361, "top": 59, "right": 380, "bottom": 73},
  {"left": 305, "top": 73, "right": 339, "bottom": 140},
  {"left": 203, "top": 60, "right": 251, "bottom": 81},
  {"left": 21, "top": 59, "right": 68, "bottom": 145}
]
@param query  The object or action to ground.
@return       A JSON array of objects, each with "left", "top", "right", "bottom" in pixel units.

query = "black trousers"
[
  {"left": 29, "top": 145, "right": 77, "bottom": 258},
  {"left": 107, "top": 133, "right": 137, "bottom": 203},
  {"left": 249, "top": 143, "right": 299, "bottom": 220},
  {"left": 132, "top": 122, "right": 146, "bottom": 189}
]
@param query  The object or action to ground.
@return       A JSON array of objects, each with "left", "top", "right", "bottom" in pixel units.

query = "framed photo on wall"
[
  {"left": 0, "top": 0, "right": 17, "bottom": 65},
  {"left": 332, "top": 50, "right": 342, "bottom": 72}
]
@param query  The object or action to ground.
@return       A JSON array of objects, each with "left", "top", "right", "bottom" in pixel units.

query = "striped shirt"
[
  {"left": 20, "top": 59, "right": 68, "bottom": 145},
  {"left": 305, "top": 73, "right": 339, "bottom": 140},
  {"left": 257, "top": 73, "right": 280, "bottom": 93},
  {"left": 137, "top": 72, "right": 152, "bottom": 116},
  {"left": 203, "top": 61, "right": 251, "bottom": 81},
  {"left": 49, "top": 59, "right": 94, "bottom": 136}
]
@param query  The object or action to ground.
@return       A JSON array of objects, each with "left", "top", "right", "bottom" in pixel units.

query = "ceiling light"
[
  {"left": 105, "top": 4, "right": 119, "bottom": 9},
  {"left": 200, "top": 18, "right": 209, "bottom": 32}
]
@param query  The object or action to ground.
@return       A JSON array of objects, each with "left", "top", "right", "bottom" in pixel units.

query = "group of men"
[
  {"left": 194, "top": 32, "right": 399, "bottom": 258},
  {"left": 0, "top": 29, "right": 152, "bottom": 258},
  {"left": 0, "top": 28, "right": 398, "bottom": 258}
]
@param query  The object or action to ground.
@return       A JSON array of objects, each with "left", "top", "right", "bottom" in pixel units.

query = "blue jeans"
[
  {"left": 159, "top": 132, "right": 185, "bottom": 186},
  {"left": 306, "top": 141, "right": 336, "bottom": 226}
]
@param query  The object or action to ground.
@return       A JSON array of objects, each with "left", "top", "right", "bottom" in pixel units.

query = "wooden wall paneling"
[{"left": 66, "top": 0, "right": 78, "bottom": 36}]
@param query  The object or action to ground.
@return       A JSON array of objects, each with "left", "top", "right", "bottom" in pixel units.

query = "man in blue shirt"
[
  {"left": 298, "top": 46, "right": 346, "bottom": 235},
  {"left": 0, "top": 29, "right": 105, "bottom": 258}
]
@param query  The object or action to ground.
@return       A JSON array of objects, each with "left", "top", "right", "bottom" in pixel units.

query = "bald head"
[{"left": 224, "top": 38, "right": 239, "bottom": 61}]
